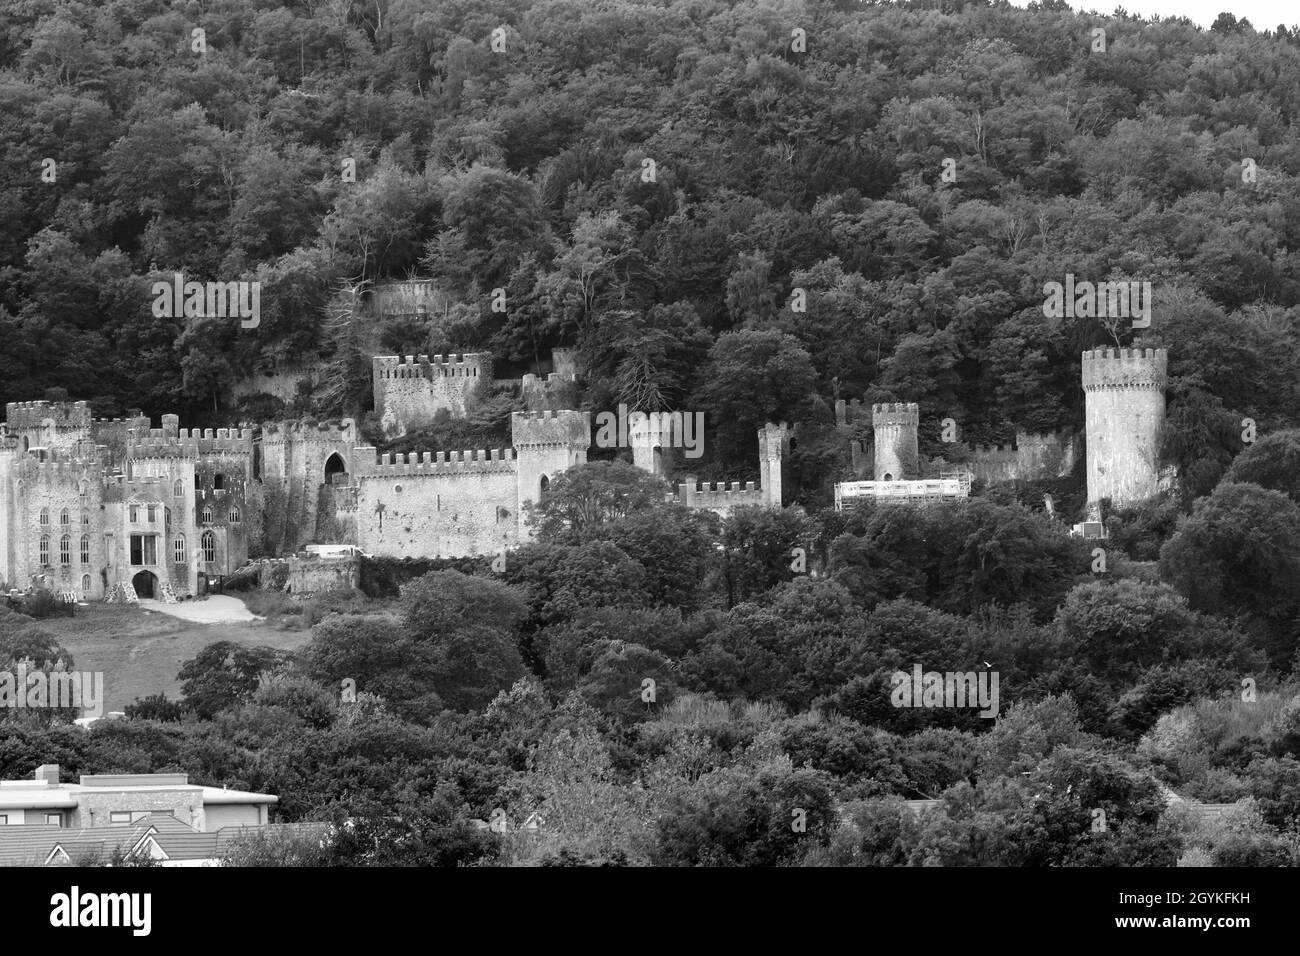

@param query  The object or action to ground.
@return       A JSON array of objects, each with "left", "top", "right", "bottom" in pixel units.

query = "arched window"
[
  {"left": 173, "top": 479, "right": 184, "bottom": 498},
  {"left": 80, "top": 535, "right": 90, "bottom": 565},
  {"left": 194, "top": 475, "right": 201, "bottom": 489},
  {"left": 81, "top": 574, "right": 91, "bottom": 595},
  {"left": 213, "top": 473, "right": 225, "bottom": 490},
  {"left": 174, "top": 536, "right": 186, "bottom": 565},
  {"left": 39, "top": 508, "right": 49, "bottom": 527},
  {"left": 39, "top": 537, "right": 50, "bottom": 566},
  {"left": 81, "top": 512, "right": 90, "bottom": 527},
  {"left": 324, "top": 453, "right": 347, "bottom": 483},
  {"left": 200, "top": 506, "right": 212, "bottom": 524},
  {"left": 201, "top": 531, "right": 215, "bottom": 563},
  {"left": 60, "top": 509, "right": 69, "bottom": 526},
  {"left": 59, "top": 536, "right": 71, "bottom": 566},
  {"left": 228, "top": 508, "right": 241, "bottom": 524},
  {"left": 539, "top": 475, "right": 550, "bottom": 497}
]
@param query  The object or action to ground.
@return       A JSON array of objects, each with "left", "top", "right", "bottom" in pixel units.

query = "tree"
[
  {"left": 529, "top": 460, "right": 671, "bottom": 542},
  {"left": 691, "top": 330, "right": 819, "bottom": 470},
  {"left": 177, "top": 642, "right": 292, "bottom": 720},
  {"left": 401, "top": 571, "right": 528, "bottom": 711},
  {"left": 1159, "top": 483, "right": 1300, "bottom": 666},
  {"left": 652, "top": 748, "right": 836, "bottom": 866},
  {"left": 1222, "top": 429, "right": 1300, "bottom": 504}
]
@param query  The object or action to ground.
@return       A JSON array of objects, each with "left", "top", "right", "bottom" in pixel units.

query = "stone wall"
[
  {"left": 372, "top": 354, "right": 492, "bottom": 436},
  {"left": 356, "top": 452, "right": 520, "bottom": 558}
]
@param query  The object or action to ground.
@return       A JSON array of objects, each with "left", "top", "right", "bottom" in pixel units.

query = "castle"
[
  {"left": 0, "top": 345, "right": 1166, "bottom": 603},
  {"left": 0, "top": 349, "right": 787, "bottom": 602},
  {"left": 834, "top": 348, "right": 1169, "bottom": 514}
]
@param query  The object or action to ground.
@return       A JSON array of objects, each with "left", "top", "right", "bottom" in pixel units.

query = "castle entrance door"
[{"left": 132, "top": 571, "right": 158, "bottom": 600}]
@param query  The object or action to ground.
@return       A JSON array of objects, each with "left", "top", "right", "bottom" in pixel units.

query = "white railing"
[{"left": 835, "top": 478, "right": 970, "bottom": 510}]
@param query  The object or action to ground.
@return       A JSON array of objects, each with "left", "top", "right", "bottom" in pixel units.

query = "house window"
[
  {"left": 130, "top": 505, "right": 139, "bottom": 523},
  {"left": 60, "top": 509, "right": 69, "bottom": 526},
  {"left": 200, "top": 506, "right": 212, "bottom": 523},
  {"left": 45, "top": 813, "right": 61, "bottom": 827},
  {"left": 174, "top": 536, "right": 186, "bottom": 564},
  {"left": 201, "top": 531, "right": 215, "bottom": 563},
  {"left": 60, "top": 536, "right": 71, "bottom": 565},
  {"left": 0, "top": 814, "right": 7, "bottom": 825},
  {"left": 147, "top": 505, "right": 157, "bottom": 523},
  {"left": 228, "top": 508, "right": 241, "bottom": 524},
  {"left": 80, "top": 535, "right": 90, "bottom": 565},
  {"left": 109, "top": 812, "right": 133, "bottom": 825},
  {"left": 39, "top": 508, "right": 49, "bottom": 527},
  {"left": 129, "top": 535, "right": 157, "bottom": 566},
  {"left": 39, "top": 537, "right": 49, "bottom": 566},
  {"left": 173, "top": 479, "right": 184, "bottom": 498}
]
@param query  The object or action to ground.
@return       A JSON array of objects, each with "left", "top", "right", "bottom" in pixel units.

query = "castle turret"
[
  {"left": 511, "top": 411, "right": 590, "bottom": 538},
  {"left": 872, "top": 403, "right": 919, "bottom": 481},
  {"left": 758, "top": 422, "right": 790, "bottom": 507},
  {"left": 1083, "top": 348, "right": 1167, "bottom": 509},
  {"left": 629, "top": 412, "right": 673, "bottom": 477}
]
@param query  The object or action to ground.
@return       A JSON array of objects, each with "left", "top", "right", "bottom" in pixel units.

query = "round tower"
[
  {"left": 872, "top": 403, "right": 919, "bottom": 481},
  {"left": 1082, "top": 347, "right": 1167, "bottom": 509}
]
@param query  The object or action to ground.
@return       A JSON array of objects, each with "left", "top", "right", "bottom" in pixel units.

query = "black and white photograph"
[{"left": 0, "top": 0, "right": 1295, "bottom": 936}]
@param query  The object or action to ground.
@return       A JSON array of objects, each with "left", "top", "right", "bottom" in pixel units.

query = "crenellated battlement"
[
  {"left": 361, "top": 448, "right": 518, "bottom": 477},
  {"left": 1082, "top": 348, "right": 1168, "bottom": 390},
  {"left": 5, "top": 401, "right": 93, "bottom": 430},
  {"left": 14, "top": 458, "right": 101, "bottom": 483},
  {"left": 128, "top": 428, "right": 255, "bottom": 460},
  {"left": 872, "top": 402, "right": 920, "bottom": 426},
  {"left": 511, "top": 410, "right": 591, "bottom": 447},
  {"left": 260, "top": 419, "right": 358, "bottom": 442},
  {"left": 675, "top": 480, "right": 765, "bottom": 511},
  {"left": 372, "top": 354, "right": 492, "bottom": 379}
]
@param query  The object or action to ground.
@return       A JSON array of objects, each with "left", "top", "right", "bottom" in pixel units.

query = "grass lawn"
[{"left": 37, "top": 603, "right": 313, "bottom": 713}]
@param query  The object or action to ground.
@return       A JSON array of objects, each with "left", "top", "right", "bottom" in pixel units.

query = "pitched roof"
[{"left": 0, "top": 815, "right": 330, "bottom": 866}]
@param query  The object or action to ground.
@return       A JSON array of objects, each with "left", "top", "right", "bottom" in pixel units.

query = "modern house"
[
  {"left": 0, "top": 764, "right": 277, "bottom": 831},
  {"left": 0, "top": 764, "right": 326, "bottom": 866}
]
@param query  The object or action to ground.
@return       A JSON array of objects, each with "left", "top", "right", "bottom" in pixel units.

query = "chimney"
[{"left": 35, "top": 764, "right": 59, "bottom": 785}]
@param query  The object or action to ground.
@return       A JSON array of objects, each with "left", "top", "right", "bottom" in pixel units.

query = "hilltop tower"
[
  {"left": 1082, "top": 347, "right": 1167, "bottom": 509},
  {"left": 511, "top": 411, "right": 590, "bottom": 538},
  {"left": 872, "top": 403, "right": 919, "bottom": 481}
]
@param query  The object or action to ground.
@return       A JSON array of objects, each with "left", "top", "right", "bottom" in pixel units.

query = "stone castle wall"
[{"left": 372, "top": 354, "right": 492, "bottom": 437}]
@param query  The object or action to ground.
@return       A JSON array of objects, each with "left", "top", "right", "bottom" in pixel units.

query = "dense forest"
[{"left": 2, "top": 0, "right": 1300, "bottom": 866}]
